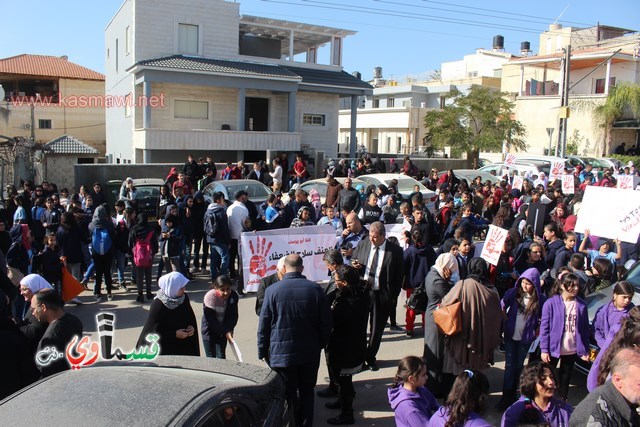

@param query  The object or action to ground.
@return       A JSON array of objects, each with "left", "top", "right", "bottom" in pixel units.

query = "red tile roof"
[{"left": 0, "top": 54, "right": 104, "bottom": 81}]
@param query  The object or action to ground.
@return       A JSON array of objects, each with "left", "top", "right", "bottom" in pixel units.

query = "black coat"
[
  {"left": 255, "top": 272, "right": 280, "bottom": 316},
  {"left": 327, "top": 285, "right": 370, "bottom": 369},
  {"left": 137, "top": 294, "right": 200, "bottom": 356},
  {"left": 202, "top": 290, "right": 239, "bottom": 343},
  {"left": 352, "top": 239, "right": 405, "bottom": 307}
]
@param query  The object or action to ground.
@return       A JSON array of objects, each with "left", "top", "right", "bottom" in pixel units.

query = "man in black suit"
[
  {"left": 352, "top": 221, "right": 404, "bottom": 371},
  {"left": 247, "top": 161, "right": 270, "bottom": 186}
]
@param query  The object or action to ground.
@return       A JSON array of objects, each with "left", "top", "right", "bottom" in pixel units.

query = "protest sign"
[
  {"left": 562, "top": 174, "right": 575, "bottom": 194},
  {"left": 480, "top": 225, "right": 509, "bottom": 266},
  {"left": 549, "top": 161, "right": 564, "bottom": 180},
  {"left": 512, "top": 176, "right": 523, "bottom": 191},
  {"left": 241, "top": 225, "right": 337, "bottom": 292},
  {"left": 574, "top": 186, "right": 640, "bottom": 244},
  {"left": 618, "top": 175, "right": 634, "bottom": 190},
  {"left": 504, "top": 153, "right": 516, "bottom": 166}
]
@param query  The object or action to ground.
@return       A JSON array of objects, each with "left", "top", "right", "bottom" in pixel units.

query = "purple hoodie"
[
  {"left": 587, "top": 301, "right": 634, "bottom": 391},
  {"left": 429, "top": 407, "right": 492, "bottom": 427},
  {"left": 388, "top": 385, "right": 439, "bottom": 427},
  {"left": 540, "top": 295, "right": 591, "bottom": 358},
  {"left": 501, "top": 397, "right": 572, "bottom": 427},
  {"left": 502, "top": 268, "right": 546, "bottom": 345}
]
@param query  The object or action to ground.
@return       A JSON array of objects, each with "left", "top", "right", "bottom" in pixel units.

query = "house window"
[
  {"left": 373, "top": 97, "right": 380, "bottom": 108},
  {"left": 124, "top": 94, "right": 132, "bottom": 117},
  {"left": 174, "top": 100, "right": 208, "bottom": 119},
  {"left": 467, "top": 71, "right": 478, "bottom": 78},
  {"left": 387, "top": 97, "right": 395, "bottom": 107},
  {"left": 38, "top": 119, "right": 52, "bottom": 129},
  {"left": 303, "top": 114, "right": 325, "bottom": 126},
  {"left": 595, "top": 77, "right": 616, "bottom": 94},
  {"left": 386, "top": 137, "right": 391, "bottom": 153},
  {"left": 178, "top": 23, "right": 199, "bottom": 55},
  {"left": 125, "top": 26, "right": 131, "bottom": 55}
]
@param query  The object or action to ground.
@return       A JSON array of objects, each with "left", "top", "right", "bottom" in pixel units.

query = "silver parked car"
[
  {"left": 0, "top": 356, "right": 293, "bottom": 426},
  {"left": 202, "top": 179, "right": 273, "bottom": 205}
]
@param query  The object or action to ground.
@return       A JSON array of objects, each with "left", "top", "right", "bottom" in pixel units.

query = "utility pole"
[{"left": 557, "top": 46, "right": 571, "bottom": 157}]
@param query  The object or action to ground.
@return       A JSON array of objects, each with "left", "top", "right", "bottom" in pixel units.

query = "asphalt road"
[{"left": 65, "top": 270, "right": 589, "bottom": 426}]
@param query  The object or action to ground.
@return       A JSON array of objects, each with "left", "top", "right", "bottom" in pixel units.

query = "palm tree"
[{"left": 591, "top": 83, "right": 640, "bottom": 154}]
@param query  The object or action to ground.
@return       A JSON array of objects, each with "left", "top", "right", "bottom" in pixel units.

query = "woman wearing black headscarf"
[{"left": 441, "top": 258, "right": 503, "bottom": 389}]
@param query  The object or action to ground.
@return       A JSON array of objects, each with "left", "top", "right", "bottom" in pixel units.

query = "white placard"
[
  {"left": 504, "top": 153, "right": 516, "bottom": 165},
  {"left": 618, "top": 175, "right": 634, "bottom": 190},
  {"left": 550, "top": 161, "right": 564, "bottom": 180},
  {"left": 241, "top": 225, "right": 338, "bottom": 292},
  {"left": 512, "top": 176, "right": 523, "bottom": 191},
  {"left": 562, "top": 174, "right": 575, "bottom": 194},
  {"left": 229, "top": 338, "right": 243, "bottom": 362},
  {"left": 574, "top": 186, "right": 640, "bottom": 244},
  {"left": 480, "top": 225, "right": 509, "bottom": 266}
]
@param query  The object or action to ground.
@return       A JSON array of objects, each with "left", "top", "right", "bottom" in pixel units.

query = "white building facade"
[{"left": 105, "top": 0, "right": 371, "bottom": 164}]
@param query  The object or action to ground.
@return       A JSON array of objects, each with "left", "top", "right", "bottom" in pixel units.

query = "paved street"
[{"left": 65, "top": 270, "right": 588, "bottom": 426}]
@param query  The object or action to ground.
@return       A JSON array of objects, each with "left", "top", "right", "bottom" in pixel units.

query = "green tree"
[
  {"left": 593, "top": 82, "right": 640, "bottom": 154},
  {"left": 423, "top": 85, "right": 526, "bottom": 168}
]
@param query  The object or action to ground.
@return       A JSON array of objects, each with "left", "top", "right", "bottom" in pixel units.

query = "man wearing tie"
[{"left": 352, "top": 221, "right": 404, "bottom": 371}]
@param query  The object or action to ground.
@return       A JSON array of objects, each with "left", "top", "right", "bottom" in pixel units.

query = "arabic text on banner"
[
  {"left": 574, "top": 186, "right": 640, "bottom": 244},
  {"left": 562, "top": 174, "right": 574, "bottom": 195},
  {"left": 480, "top": 225, "right": 509, "bottom": 266},
  {"left": 240, "top": 225, "right": 338, "bottom": 292},
  {"left": 512, "top": 176, "right": 523, "bottom": 191},
  {"left": 549, "top": 160, "right": 564, "bottom": 180}
]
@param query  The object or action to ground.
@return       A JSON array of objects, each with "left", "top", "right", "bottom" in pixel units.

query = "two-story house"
[
  {"left": 501, "top": 24, "right": 640, "bottom": 156},
  {"left": 105, "top": 0, "right": 372, "bottom": 164}
]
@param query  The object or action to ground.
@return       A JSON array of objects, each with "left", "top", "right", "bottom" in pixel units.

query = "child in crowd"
[
  {"left": 497, "top": 268, "right": 546, "bottom": 411},
  {"left": 33, "top": 233, "right": 63, "bottom": 296},
  {"left": 159, "top": 213, "right": 182, "bottom": 273},
  {"left": 202, "top": 275, "right": 239, "bottom": 359},
  {"left": 317, "top": 206, "right": 343, "bottom": 234},
  {"left": 539, "top": 272, "right": 591, "bottom": 401},
  {"left": 388, "top": 356, "right": 439, "bottom": 427},
  {"left": 578, "top": 229, "right": 621, "bottom": 273},
  {"left": 429, "top": 370, "right": 492, "bottom": 427},
  {"left": 587, "top": 281, "right": 635, "bottom": 391}
]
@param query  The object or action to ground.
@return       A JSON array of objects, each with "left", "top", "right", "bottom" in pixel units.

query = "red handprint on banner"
[{"left": 248, "top": 237, "right": 277, "bottom": 277}]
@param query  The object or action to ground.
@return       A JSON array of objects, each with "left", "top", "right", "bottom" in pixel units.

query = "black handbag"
[{"left": 407, "top": 283, "right": 428, "bottom": 314}]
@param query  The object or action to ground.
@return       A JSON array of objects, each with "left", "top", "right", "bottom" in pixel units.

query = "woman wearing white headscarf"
[
  {"left": 136, "top": 272, "right": 200, "bottom": 356},
  {"left": 17, "top": 274, "right": 54, "bottom": 355},
  {"left": 423, "top": 253, "right": 458, "bottom": 397}
]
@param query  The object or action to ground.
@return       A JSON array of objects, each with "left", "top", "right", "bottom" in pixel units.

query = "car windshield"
[
  {"left": 224, "top": 183, "right": 271, "bottom": 199},
  {"left": 135, "top": 185, "right": 160, "bottom": 199},
  {"left": 386, "top": 177, "right": 425, "bottom": 192}
]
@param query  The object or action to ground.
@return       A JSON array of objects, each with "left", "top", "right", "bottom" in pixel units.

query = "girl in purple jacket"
[
  {"left": 388, "top": 356, "right": 439, "bottom": 427},
  {"left": 586, "top": 281, "right": 634, "bottom": 391},
  {"left": 540, "top": 273, "right": 591, "bottom": 401},
  {"left": 429, "top": 370, "right": 492, "bottom": 427},
  {"left": 497, "top": 268, "right": 546, "bottom": 411}
]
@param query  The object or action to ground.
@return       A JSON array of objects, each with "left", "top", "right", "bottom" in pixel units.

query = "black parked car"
[{"left": 0, "top": 356, "right": 293, "bottom": 426}]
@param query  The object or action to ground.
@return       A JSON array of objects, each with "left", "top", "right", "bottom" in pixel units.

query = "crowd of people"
[{"left": 1, "top": 151, "right": 640, "bottom": 426}]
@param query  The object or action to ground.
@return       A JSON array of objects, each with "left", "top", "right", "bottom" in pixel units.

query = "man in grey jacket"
[
  {"left": 570, "top": 347, "right": 640, "bottom": 426},
  {"left": 257, "top": 254, "right": 332, "bottom": 427}
]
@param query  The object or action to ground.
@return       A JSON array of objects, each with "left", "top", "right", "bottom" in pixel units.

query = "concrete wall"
[
  {"left": 297, "top": 91, "right": 339, "bottom": 159},
  {"left": 45, "top": 156, "right": 97, "bottom": 191}
]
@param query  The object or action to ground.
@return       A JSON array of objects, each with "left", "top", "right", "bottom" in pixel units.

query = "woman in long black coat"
[
  {"left": 325, "top": 265, "right": 370, "bottom": 425},
  {"left": 137, "top": 272, "right": 200, "bottom": 356},
  {"left": 423, "top": 252, "right": 459, "bottom": 398}
]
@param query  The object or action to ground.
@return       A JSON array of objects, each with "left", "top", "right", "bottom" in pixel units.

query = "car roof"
[
  {"left": 302, "top": 177, "right": 366, "bottom": 186},
  {"left": 0, "top": 356, "right": 274, "bottom": 425},
  {"left": 447, "top": 169, "right": 501, "bottom": 184}
]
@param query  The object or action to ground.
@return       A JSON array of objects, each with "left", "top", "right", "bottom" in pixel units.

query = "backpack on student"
[
  {"left": 92, "top": 228, "right": 112, "bottom": 255},
  {"left": 133, "top": 231, "right": 154, "bottom": 268}
]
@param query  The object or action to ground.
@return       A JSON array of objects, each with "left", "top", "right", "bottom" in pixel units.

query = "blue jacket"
[
  {"left": 540, "top": 295, "right": 590, "bottom": 358},
  {"left": 501, "top": 397, "right": 572, "bottom": 427},
  {"left": 502, "top": 268, "right": 546, "bottom": 346},
  {"left": 201, "top": 290, "right": 239, "bottom": 342},
  {"left": 257, "top": 272, "right": 332, "bottom": 367},
  {"left": 403, "top": 244, "right": 436, "bottom": 289}
]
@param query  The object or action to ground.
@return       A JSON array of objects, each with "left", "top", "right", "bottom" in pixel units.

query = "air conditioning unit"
[{"left": 24, "top": 123, "right": 31, "bottom": 129}]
